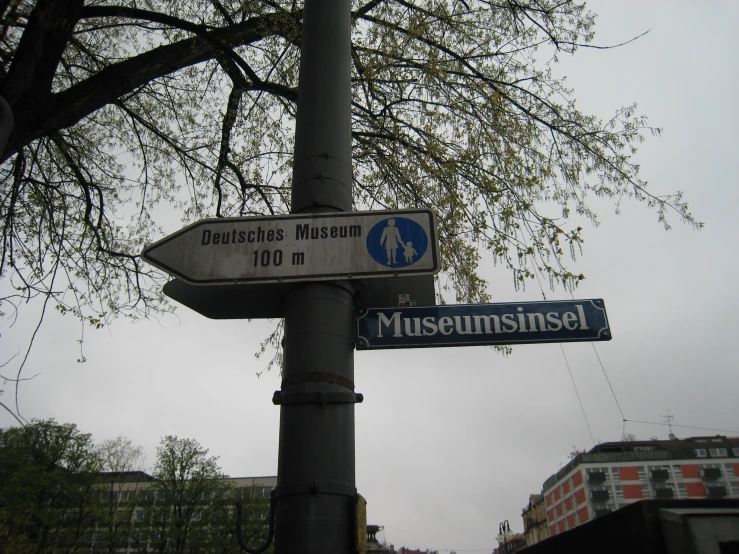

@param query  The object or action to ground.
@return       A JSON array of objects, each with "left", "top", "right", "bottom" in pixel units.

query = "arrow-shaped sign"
[{"left": 142, "top": 210, "right": 439, "bottom": 285}]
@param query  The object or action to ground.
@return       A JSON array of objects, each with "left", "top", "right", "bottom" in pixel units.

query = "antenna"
[{"left": 662, "top": 410, "right": 675, "bottom": 439}]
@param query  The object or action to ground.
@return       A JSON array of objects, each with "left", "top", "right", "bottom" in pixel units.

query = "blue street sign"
[
  {"left": 356, "top": 299, "right": 611, "bottom": 350},
  {"left": 366, "top": 217, "right": 430, "bottom": 269}
]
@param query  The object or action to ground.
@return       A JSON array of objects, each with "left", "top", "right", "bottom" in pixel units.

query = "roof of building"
[
  {"left": 93, "top": 471, "right": 157, "bottom": 482},
  {"left": 522, "top": 493, "right": 545, "bottom": 515},
  {"left": 541, "top": 435, "right": 739, "bottom": 493},
  {"left": 589, "top": 435, "right": 739, "bottom": 455},
  {"left": 91, "top": 471, "right": 277, "bottom": 485}
]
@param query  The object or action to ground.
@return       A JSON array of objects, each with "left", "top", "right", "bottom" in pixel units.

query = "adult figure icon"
[{"left": 379, "top": 218, "right": 404, "bottom": 264}]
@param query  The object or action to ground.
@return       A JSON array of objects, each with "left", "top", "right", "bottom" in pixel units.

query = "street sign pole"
[{"left": 274, "top": 0, "right": 356, "bottom": 552}]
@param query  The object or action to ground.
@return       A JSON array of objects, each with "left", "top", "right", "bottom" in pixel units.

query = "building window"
[
  {"left": 589, "top": 484, "right": 609, "bottom": 501},
  {"left": 700, "top": 465, "right": 723, "bottom": 480},
  {"left": 640, "top": 484, "right": 651, "bottom": 498},
  {"left": 725, "top": 464, "right": 736, "bottom": 478},
  {"left": 614, "top": 485, "right": 624, "bottom": 500},
  {"left": 708, "top": 448, "right": 728, "bottom": 457},
  {"left": 695, "top": 449, "right": 708, "bottom": 458},
  {"left": 711, "top": 438, "right": 723, "bottom": 442},
  {"left": 705, "top": 484, "right": 727, "bottom": 498},
  {"left": 652, "top": 483, "right": 675, "bottom": 499},
  {"left": 648, "top": 465, "right": 671, "bottom": 480},
  {"left": 131, "top": 530, "right": 147, "bottom": 546},
  {"left": 730, "top": 482, "right": 739, "bottom": 496},
  {"left": 636, "top": 467, "right": 646, "bottom": 480},
  {"left": 677, "top": 483, "right": 687, "bottom": 498},
  {"left": 586, "top": 468, "right": 608, "bottom": 483},
  {"left": 732, "top": 448, "right": 739, "bottom": 456},
  {"left": 610, "top": 468, "right": 621, "bottom": 482},
  {"left": 672, "top": 465, "right": 683, "bottom": 479}
]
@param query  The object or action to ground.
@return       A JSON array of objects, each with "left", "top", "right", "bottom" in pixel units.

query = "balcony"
[
  {"left": 587, "top": 471, "right": 607, "bottom": 484},
  {"left": 594, "top": 508, "right": 612, "bottom": 518},
  {"left": 706, "top": 486, "right": 727, "bottom": 498},
  {"left": 649, "top": 469, "right": 669, "bottom": 481},
  {"left": 654, "top": 488, "right": 674, "bottom": 499},
  {"left": 590, "top": 490, "right": 610, "bottom": 502},
  {"left": 700, "top": 467, "right": 722, "bottom": 480}
]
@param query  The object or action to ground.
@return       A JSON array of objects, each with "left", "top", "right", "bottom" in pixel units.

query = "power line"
[
  {"left": 560, "top": 343, "right": 595, "bottom": 446},
  {"left": 524, "top": 245, "right": 595, "bottom": 445},
  {"left": 589, "top": 342, "right": 625, "bottom": 422},
  {"left": 524, "top": 235, "right": 735, "bottom": 442}
]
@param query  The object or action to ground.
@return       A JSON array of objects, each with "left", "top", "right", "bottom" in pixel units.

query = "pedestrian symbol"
[{"left": 366, "top": 217, "right": 429, "bottom": 268}]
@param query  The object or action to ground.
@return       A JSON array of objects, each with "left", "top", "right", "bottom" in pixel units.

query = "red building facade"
[{"left": 538, "top": 435, "right": 739, "bottom": 538}]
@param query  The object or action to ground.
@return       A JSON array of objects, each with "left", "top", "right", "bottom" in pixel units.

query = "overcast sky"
[{"left": 2, "top": 0, "right": 738, "bottom": 552}]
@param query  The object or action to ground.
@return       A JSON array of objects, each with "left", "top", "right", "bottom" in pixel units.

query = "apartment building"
[
  {"left": 521, "top": 493, "right": 548, "bottom": 546},
  {"left": 536, "top": 435, "right": 739, "bottom": 540},
  {"left": 77, "top": 472, "right": 277, "bottom": 552}
]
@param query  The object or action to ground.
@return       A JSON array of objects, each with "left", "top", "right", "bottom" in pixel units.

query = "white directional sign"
[{"left": 141, "top": 209, "right": 439, "bottom": 285}]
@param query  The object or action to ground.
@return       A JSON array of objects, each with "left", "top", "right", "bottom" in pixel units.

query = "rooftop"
[{"left": 542, "top": 435, "right": 739, "bottom": 493}]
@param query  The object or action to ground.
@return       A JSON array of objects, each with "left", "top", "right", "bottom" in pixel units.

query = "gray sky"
[{"left": 2, "top": 0, "right": 739, "bottom": 551}]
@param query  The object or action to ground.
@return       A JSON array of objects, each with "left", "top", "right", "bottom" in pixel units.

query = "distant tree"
[
  {"left": 0, "top": 424, "right": 270, "bottom": 553},
  {"left": 0, "top": 419, "right": 101, "bottom": 553},
  {"left": 146, "top": 435, "right": 229, "bottom": 554},
  {"left": 621, "top": 432, "right": 637, "bottom": 442},
  {"left": 0, "top": 0, "right": 701, "bottom": 406},
  {"left": 568, "top": 444, "right": 586, "bottom": 460},
  {"left": 203, "top": 482, "right": 272, "bottom": 554},
  {"left": 92, "top": 436, "right": 148, "bottom": 553}
]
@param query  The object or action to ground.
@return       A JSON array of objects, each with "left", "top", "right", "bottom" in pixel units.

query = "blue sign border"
[
  {"left": 366, "top": 217, "right": 430, "bottom": 269},
  {"left": 356, "top": 299, "right": 611, "bottom": 350}
]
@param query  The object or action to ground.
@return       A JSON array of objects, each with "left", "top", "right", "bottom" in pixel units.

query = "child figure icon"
[{"left": 403, "top": 241, "right": 417, "bottom": 263}]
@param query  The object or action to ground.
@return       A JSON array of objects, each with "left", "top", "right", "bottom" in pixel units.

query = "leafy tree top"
[{"left": 0, "top": 0, "right": 699, "bottom": 380}]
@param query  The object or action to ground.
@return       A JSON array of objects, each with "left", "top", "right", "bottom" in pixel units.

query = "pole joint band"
[
  {"left": 273, "top": 481, "right": 357, "bottom": 499},
  {"left": 272, "top": 390, "right": 363, "bottom": 405},
  {"left": 281, "top": 371, "right": 354, "bottom": 390}
]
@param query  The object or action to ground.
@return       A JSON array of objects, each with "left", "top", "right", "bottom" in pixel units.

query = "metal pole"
[{"left": 274, "top": 0, "right": 355, "bottom": 552}]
